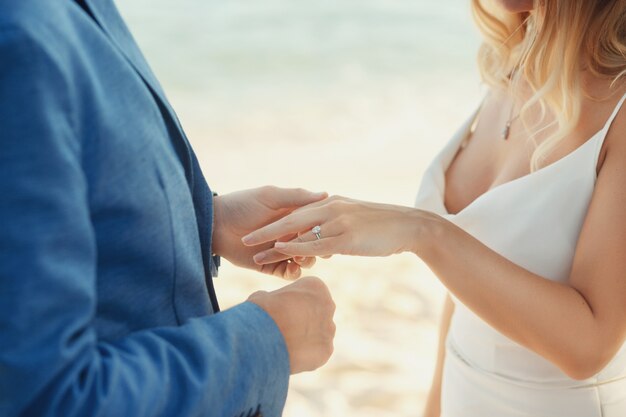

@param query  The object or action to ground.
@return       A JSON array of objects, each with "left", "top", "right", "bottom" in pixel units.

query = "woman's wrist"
[{"left": 406, "top": 209, "right": 449, "bottom": 260}]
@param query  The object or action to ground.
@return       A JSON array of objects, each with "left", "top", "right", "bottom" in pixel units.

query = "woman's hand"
[{"left": 242, "top": 196, "right": 434, "bottom": 263}]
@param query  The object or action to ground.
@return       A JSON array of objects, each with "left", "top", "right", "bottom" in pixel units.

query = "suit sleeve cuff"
[
  {"left": 216, "top": 301, "right": 290, "bottom": 416},
  {"left": 210, "top": 191, "right": 220, "bottom": 278}
]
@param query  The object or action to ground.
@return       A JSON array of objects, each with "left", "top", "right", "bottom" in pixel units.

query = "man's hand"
[
  {"left": 248, "top": 276, "right": 336, "bottom": 374},
  {"left": 212, "top": 186, "right": 327, "bottom": 279}
]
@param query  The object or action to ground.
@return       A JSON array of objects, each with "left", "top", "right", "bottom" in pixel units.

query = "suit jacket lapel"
[
  {"left": 82, "top": 0, "right": 170, "bottom": 112},
  {"left": 74, "top": 0, "right": 220, "bottom": 312},
  {"left": 80, "top": 0, "right": 196, "bottom": 183}
]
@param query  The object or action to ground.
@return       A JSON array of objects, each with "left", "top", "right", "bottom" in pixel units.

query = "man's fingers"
[
  {"left": 274, "top": 260, "right": 301, "bottom": 280},
  {"left": 293, "top": 256, "right": 316, "bottom": 269},
  {"left": 254, "top": 248, "right": 293, "bottom": 265},
  {"left": 260, "top": 261, "right": 286, "bottom": 278},
  {"left": 260, "top": 260, "right": 302, "bottom": 280},
  {"left": 263, "top": 186, "right": 328, "bottom": 209},
  {"left": 291, "top": 195, "right": 343, "bottom": 214},
  {"left": 253, "top": 247, "right": 317, "bottom": 268},
  {"left": 285, "top": 261, "right": 302, "bottom": 280}
]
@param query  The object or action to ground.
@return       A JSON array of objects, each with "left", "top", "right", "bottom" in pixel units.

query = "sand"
[{"left": 192, "top": 83, "right": 482, "bottom": 416}]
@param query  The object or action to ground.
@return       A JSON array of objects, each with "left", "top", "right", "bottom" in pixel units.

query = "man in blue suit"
[{"left": 0, "top": 1, "right": 336, "bottom": 416}]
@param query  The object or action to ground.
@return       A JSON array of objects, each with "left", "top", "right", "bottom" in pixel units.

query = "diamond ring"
[{"left": 312, "top": 225, "right": 322, "bottom": 240}]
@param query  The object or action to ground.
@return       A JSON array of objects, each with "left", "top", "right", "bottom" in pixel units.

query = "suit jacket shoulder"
[{"left": 0, "top": 2, "right": 289, "bottom": 416}]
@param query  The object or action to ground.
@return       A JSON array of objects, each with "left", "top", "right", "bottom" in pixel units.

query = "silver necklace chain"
[{"left": 502, "top": 99, "right": 521, "bottom": 140}]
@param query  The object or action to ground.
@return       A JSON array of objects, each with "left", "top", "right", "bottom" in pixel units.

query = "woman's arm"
[
  {"left": 416, "top": 110, "right": 626, "bottom": 378},
  {"left": 244, "top": 117, "right": 626, "bottom": 380},
  {"left": 423, "top": 294, "right": 454, "bottom": 417},
  {"left": 248, "top": 191, "right": 626, "bottom": 380},
  {"left": 416, "top": 213, "right": 609, "bottom": 380}
]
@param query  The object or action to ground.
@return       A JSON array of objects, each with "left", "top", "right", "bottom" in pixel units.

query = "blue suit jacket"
[{"left": 0, "top": 1, "right": 289, "bottom": 416}]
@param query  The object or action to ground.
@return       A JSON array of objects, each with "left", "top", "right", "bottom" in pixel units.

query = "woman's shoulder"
[{"left": 597, "top": 89, "right": 626, "bottom": 169}]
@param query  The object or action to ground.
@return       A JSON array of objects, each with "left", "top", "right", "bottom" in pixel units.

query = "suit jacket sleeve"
[{"left": 0, "top": 26, "right": 289, "bottom": 417}]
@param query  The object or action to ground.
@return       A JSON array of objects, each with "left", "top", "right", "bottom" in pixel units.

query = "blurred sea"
[
  {"left": 116, "top": 0, "right": 482, "bottom": 162},
  {"left": 116, "top": 1, "right": 483, "bottom": 416},
  {"left": 117, "top": 0, "right": 479, "bottom": 91}
]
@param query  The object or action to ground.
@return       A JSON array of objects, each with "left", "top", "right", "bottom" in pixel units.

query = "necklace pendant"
[{"left": 502, "top": 123, "right": 511, "bottom": 140}]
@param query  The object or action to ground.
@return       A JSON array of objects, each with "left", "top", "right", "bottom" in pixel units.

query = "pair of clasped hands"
[{"left": 213, "top": 186, "right": 421, "bottom": 374}]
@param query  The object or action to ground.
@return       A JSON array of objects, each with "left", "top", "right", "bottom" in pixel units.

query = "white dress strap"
[
  {"left": 593, "top": 92, "right": 626, "bottom": 167},
  {"left": 602, "top": 92, "right": 626, "bottom": 131}
]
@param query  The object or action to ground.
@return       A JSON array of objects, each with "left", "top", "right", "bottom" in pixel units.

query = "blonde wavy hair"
[{"left": 471, "top": 0, "right": 626, "bottom": 170}]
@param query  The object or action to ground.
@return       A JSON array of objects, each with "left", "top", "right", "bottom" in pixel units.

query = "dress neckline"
[{"left": 440, "top": 93, "right": 626, "bottom": 216}]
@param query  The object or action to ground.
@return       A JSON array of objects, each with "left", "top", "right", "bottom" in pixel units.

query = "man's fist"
[{"left": 248, "top": 276, "right": 336, "bottom": 374}]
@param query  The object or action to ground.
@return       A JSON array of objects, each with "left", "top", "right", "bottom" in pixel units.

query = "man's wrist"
[
  {"left": 211, "top": 194, "right": 226, "bottom": 257},
  {"left": 211, "top": 192, "right": 223, "bottom": 275},
  {"left": 202, "top": 302, "right": 290, "bottom": 414}
]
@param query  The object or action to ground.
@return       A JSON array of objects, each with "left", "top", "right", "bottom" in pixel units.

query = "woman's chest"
[{"left": 442, "top": 96, "right": 604, "bottom": 216}]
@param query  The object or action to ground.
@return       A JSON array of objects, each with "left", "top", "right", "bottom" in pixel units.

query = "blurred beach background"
[{"left": 116, "top": 1, "right": 482, "bottom": 415}]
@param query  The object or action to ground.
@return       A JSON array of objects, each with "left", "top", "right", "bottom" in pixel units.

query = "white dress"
[{"left": 414, "top": 95, "right": 626, "bottom": 417}]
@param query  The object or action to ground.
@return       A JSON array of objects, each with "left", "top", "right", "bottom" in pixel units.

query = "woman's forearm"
[
  {"left": 414, "top": 214, "right": 606, "bottom": 380},
  {"left": 243, "top": 198, "right": 617, "bottom": 378}
]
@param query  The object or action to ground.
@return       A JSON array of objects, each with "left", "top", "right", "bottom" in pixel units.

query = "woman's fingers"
[
  {"left": 242, "top": 208, "right": 324, "bottom": 246},
  {"left": 274, "top": 237, "right": 342, "bottom": 257},
  {"left": 277, "top": 232, "right": 299, "bottom": 243},
  {"left": 296, "top": 231, "right": 332, "bottom": 259},
  {"left": 253, "top": 232, "right": 316, "bottom": 268},
  {"left": 273, "top": 220, "right": 345, "bottom": 257},
  {"left": 253, "top": 247, "right": 317, "bottom": 268},
  {"left": 254, "top": 222, "right": 339, "bottom": 264}
]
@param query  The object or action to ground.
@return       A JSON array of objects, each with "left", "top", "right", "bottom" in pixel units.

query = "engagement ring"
[{"left": 312, "top": 225, "right": 322, "bottom": 240}]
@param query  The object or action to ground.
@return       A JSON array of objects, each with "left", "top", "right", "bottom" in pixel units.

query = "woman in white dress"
[{"left": 243, "top": 0, "right": 626, "bottom": 415}]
